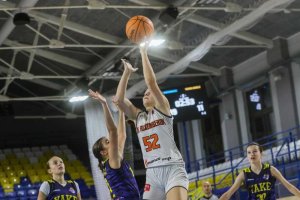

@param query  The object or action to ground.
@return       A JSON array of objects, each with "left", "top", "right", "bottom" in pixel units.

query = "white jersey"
[{"left": 135, "top": 108, "right": 184, "bottom": 168}]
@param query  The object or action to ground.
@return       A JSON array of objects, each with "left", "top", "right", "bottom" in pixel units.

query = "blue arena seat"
[
  {"left": 5, "top": 191, "right": 16, "bottom": 198},
  {"left": 16, "top": 189, "right": 27, "bottom": 197},
  {"left": 27, "top": 188, "right": 38, "bottom": 197},
  {"left": 14, "top": 184, "right": 23, "bottom": 191},
  {"left": 20, "top": 177, "right": 31, "bottom": 186}
]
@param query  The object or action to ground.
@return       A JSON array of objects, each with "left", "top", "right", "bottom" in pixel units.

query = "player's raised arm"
[
  {"left": 117, "top": 107, "right": 126, "bottom": 159},
  {"left": 88, "top": 89, "right": 120, "bottom": 168},
  {"left": 114, "top": 59, "right": 140, "bottom": 121},
  {"left": 139, "top": 44, "right": 170, "bottom": 115}
]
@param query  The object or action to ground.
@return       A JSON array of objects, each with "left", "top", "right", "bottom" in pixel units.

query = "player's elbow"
[{"left": 114, "top": 96, "right": 124, "bottom": 104}]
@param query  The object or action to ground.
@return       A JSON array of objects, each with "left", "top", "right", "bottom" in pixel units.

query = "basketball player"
[
  {"left": 219, "top": 142, "right": 300, "bottom": 200},
  {"left": 89, "top": 89, "right": 140, "bottom": 200},
  {"left": 200, "top": 181, "right": 219, "bottom": 200},
  {"left": 113, "top": 44, "right": 188, "bottom": 200},
  {"left": 37, "top": 156, "right": 81, "bottom": 200}
]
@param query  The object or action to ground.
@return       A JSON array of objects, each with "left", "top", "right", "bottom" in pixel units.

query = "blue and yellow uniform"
[
  {"left": 104, "top": 160, "right": 140, "bottom": 200},
  {"left": 46, "top": 179, "right": 78, "bottom": 200},
  {"left": 243, "top": 163, "right": 276, "bottom": 200}
]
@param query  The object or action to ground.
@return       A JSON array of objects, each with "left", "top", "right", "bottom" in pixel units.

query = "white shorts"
[{"left": 143, "top": 164, "right": 189, "bottom": 200}]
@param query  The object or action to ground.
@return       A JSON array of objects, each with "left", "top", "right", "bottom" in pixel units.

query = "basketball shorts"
[{"left": 143, "top": 164, "right": 189, "bottom": 200}]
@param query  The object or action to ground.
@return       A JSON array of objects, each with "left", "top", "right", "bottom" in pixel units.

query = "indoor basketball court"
[{"left": 0, "top": 0, "right": 300, "bottom": 200}]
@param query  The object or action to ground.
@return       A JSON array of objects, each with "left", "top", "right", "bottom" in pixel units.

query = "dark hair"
[
  {"left": 247, "top": 142, "right": 263, "bottom": 153},
  {"left": 92, "top": 137, "right": 107, "bottom": 176}
]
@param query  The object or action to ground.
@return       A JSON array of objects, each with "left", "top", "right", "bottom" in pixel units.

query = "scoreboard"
[{"left": 163, "top": 84, "right": 209, "bottom": 122}]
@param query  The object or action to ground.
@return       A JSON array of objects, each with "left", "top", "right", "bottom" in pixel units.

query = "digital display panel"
[
  {"left": 247, "top": 83, "right": 271, "bottom": 113},
  {"left": 163, "top": 84, "right": 209, "bottom": 122},
  {"left": 249, "top": 89, "right": 263, "bottom": 111}
]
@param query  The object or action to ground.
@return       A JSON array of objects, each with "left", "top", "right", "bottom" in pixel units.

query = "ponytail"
[{"left": 93, "top": 137, "right": 107, "bottom": 176}]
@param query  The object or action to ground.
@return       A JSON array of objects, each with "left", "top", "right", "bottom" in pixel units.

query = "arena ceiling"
[{"left": 0, "top": 0, "right": 299, "bottom": 118}]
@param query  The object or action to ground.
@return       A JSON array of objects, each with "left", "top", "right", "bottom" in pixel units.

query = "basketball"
[{"left": 126, "top": 15, "right": 154, "bottom": 44}]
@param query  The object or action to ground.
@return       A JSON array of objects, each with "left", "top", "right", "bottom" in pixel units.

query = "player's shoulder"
[
  {"left": 263, "top": 162, "right": 271, "bottom": 169},
  {"left": 153, "top": 107, "right": 172, "bottom": 119},
  {"left": 243, "top": 166, "right": 251, "bottom": 173},
  {"left": 40, "top": 181, "right": 50, "bottom": 188},
  {"left": 66, "top": 180, "right": 74, "bottom": 183}
]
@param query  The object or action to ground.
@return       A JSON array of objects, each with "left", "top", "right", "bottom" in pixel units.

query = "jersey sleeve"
[{"left": 39, "top": 181, "right": 50, "bottom": 196}]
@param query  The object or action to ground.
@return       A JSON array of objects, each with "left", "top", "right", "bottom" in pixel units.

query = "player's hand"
[
  {"left": 139, "top": 41, "right": 149, "bottom": 54},
  {"left": 88, "top": 89, "right": 106, "bottom": 104},
  {"left": 121, "top": 59, "right": 138, "bottom": 73},
  {"left": 111, "top": 95, "right": 119, "bottom": 108},
  {"left": 111, "top": 96, "right": 125, "bottom": 115}
]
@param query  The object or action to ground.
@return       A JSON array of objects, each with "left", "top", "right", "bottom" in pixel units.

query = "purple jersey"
[
  {"left": 46, "top": 180, "right": 78, "bottom": 200},
  {"left": 243, "top": 163, "right": 276, "bottom": 200},
  {"left": 104, "top": 160, "right": 140, "bottom": 200}
]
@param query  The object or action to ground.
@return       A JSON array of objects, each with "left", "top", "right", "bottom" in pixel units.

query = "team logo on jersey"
[
  {"left": 263, "top": 174, "right": 269, "bottom": 180},
  {"left": 69, "top": 187, "right": 76, "bottom": 194},
  {"left": 139, "top": 119, "right": 166, "bottom": 131},
  {"left": 144, "top": 184, "right": 151, "bottom": 192}
]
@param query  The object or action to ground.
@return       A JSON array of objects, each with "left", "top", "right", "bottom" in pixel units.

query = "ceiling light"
[
  {"left": 140, "top": 39, "right": 166, "bottom": 47},
  {"left": 103, "top": 72, "right": 119, "bottom": 77},
  {"left": 150, "top": 39, "right": 166, "bottom": 47},
  {"left": 69, "top": 95, "right": 88, "bottom": 103}
]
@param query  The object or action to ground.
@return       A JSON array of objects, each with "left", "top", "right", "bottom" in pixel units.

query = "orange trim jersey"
[{"left": 135, "top": 108, "right": 184, "bottom": 168}]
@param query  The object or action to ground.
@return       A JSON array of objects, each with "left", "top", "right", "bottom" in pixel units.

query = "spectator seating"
[{"left": 0, "top": 145, "right": 95, "bottom": 200}]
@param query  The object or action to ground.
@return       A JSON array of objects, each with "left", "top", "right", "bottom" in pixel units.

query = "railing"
[{"left": 188, "top": 125, "right": 300, "bottom": 190}]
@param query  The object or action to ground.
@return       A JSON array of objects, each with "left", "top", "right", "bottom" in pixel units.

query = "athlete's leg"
[
  {"left": 166, "top": 186, "right": 187, "bottom": 200},
  {"left": 143, "top": 168, "right": 165, "bottom": 200},
  {"left": 165, "top": 164, "right": 189, "bottom": 200}
]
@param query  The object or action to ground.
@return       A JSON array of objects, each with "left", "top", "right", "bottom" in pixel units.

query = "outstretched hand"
[
  {"left": 111, "top": 96, "right": 118, "bottom": 106},
  {"left": 111, "top": 96, "right": 126, "bottom": 115},
  {"left": 121, "top": 59, "right": 138, "bottom": 73},
  {"left": 88, "top": 89, "right": 106, "bottom": 104},
  {"left": 139, "top": 41, "right": 149, "bottom": 54}
]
